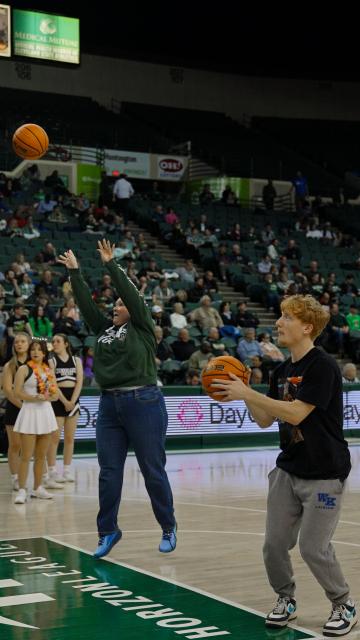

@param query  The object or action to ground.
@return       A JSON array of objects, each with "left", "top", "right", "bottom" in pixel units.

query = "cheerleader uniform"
[
  {"left": 14, "top": 370, "right": 58, "bottom": 435},
  {"left": 4, "top": 359, "right": 23, "bottom": 426},
  {"left": 51, "top": 353, "right": 80, "bottom": 418}
]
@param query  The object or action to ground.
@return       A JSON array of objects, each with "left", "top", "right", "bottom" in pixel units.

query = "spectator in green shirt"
[
  {"left": 29, "top": 305, "right": 53, "bottom": 338},
  {"left": 346, "top": 305, "right": 360, "bottom": 332}
]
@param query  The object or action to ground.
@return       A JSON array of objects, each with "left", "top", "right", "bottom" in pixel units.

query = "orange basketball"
[
  {"left": 201, "top": 355, "right": 250, "bottom": 402},
  {"left": 12, "top": 123, "right": 49, "bottom": 160}
]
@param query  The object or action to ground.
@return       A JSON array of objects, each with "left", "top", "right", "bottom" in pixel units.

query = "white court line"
[{"left": 43, "top": 534, "right": 321, "bottom": 638}]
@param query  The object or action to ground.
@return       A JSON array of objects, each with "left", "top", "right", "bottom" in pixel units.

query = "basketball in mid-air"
[
  {"left": 12, "top": 123, "right": 49, "bottom": 160},
  {"left": 201, "top": 355, "right": 250, "bottom": 401}
]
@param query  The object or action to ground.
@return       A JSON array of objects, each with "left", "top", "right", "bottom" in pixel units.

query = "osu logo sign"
[{"left": 159, "top": 158, "right": 183, "bottom": 173}]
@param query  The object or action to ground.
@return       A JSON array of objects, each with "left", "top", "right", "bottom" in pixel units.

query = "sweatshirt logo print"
[
  {"left": 98, "top": 324, "right": 128, "bottom": 344},
  {"left": 278, "top": 375, "right": 304, "bottom": 444}
]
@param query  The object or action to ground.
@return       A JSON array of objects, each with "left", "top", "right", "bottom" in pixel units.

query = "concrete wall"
[{"left": 1, "top": 54, "right": 360, "bottom": 122}]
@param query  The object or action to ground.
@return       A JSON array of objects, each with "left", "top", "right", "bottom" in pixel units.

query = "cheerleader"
[
  {"left": 47, "top": 333, "right": 83, "bottom": 482},
  {"left": 13, "top": 339, "right": 59, "bottom": 504},
  {"left": 2, "top": 332, "right": 31, "bottom": 490}
]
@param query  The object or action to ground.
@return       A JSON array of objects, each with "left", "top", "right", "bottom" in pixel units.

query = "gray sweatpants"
[{"left": 263, "top": 467, "right": 350, "bottom": 605}]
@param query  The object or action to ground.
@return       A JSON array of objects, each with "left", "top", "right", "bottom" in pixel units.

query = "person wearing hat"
[
  {"left": 58, "top": 240, "right": 176, "bottom": 559},
  {"left": 151, "top": 304, "right": 171, "bottom": 332}
]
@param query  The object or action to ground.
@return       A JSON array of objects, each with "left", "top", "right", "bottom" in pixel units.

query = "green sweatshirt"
[{"left": 69, "top": 259, "right": 157, "bottom": 389}]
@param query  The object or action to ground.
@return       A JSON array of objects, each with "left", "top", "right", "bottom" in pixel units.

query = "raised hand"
[
  {"left": 97, "top": 239, "right": 115, "bottom": 263},
  {"left": 57, "top": 250, "right": 79, "bottom": 270}
]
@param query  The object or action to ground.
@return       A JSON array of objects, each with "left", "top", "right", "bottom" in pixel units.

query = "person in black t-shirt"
[{"left": 212, "top": 294, "right": 357, "bottom": 637}]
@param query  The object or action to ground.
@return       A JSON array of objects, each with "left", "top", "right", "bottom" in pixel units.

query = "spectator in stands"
[
  {"left": 165, "top": 207, "right": 179, "bottom": 225},
  {"left": 153, "top": 278, "right": 174, "bottom": 304},
  {"left": 289, "top": 170, "right": 309, "bottom": 210},
  {"left": 199, "top": 184, "right": 215, "bottom": 206},
  {"left": 309, "top": 273, "right": 324, "bottom": 298},
  {"left": 261, "top": 223, "right": 276, "bottom": 245},
  {"left": 138, "top": 258, "right": 163, "bottom": 282},
  {"left": 237, "top": 328, "right": 263, "bottom": 366},
  {"left": 229, "top": 243, "right": 252, "bottom": 269},
  {"left": 190, "top": 295, "right": 223, "bottom": 331},
  {"left": 341, "top": 275, "right": 358, "bottom": 298},
  {"left": 342, "top": 363, "right": 360, "bottom": 384},
  {"left": 22, "top": 216, "right": 40, "bottom": 240},
  {"left": 258, "top": 255, "right": 273, "bottom": 275},
  {"left": 326, "top": 302, "right": 349, "bottom": 357},
  {"left": 3, "top": 269, "right": 21, "bottom": 300},
  {"left": 219, "top": 301, "right": 235, "bottom": 326},
  {"left": 35, "top": 269, "right": 58, "bottom": 300},
  {"left": 44, "top": 170, "right": 67, "bottom": 196},
  {"left": 5, "top": 303, "right": 32, "bottom": 359},
  {"left": 188, "top": 277, "right": 208, "bottom": 303},
  {"left": 267, "top": 239, "right": 280, "bottom": 262},
  {"left": 151, "top": 305, "right": 171, "bottom": 332},
  {"left": 185, "top": 369, "right": 200, "bottom": 386},
  {"left": 262, "top": 179, "right": 277, "bottom": 212},
  {"left": 154, "top": 326, "right": 174, "bottom": 364},
  {"left": 235, "top": 301, "right": 259, "bottom": 329},
  {"left": 319, "top": 291, "right": 331, "bottom": 312},
  {"left": 263, "top": 274, "right": 281, "bottom": 315},
  {"left": 250, "top": 367, "right": 263, "bottom": 385},
  {"left": 324, "top": 272, "right": 340, "bottom": 297},
  {"left": 176, "top": 259, "right": 198, "bottom": 285},
  {"left": 346, "top": 305, "right": 360, "bottom": 332},
  {"left": 258, "top": 332, "right": 285, "bottom": 363},
  {"left": 112, "top": 173, "right": 134, "bottom": 224},
  {"left": 188, "top": 340, "right": 213, "bottom": 372},
  {"left": 37, "top": 194, "right": 57, "bottom": 218},
  {"left": 64, "top": 297, "right": 81, "bottom": 326},
  {"left": 203, "top": 270, "right": 218, "bottom": 294},
  {"left": 29, "top": 305, "right": 53, "bottom": 338},
  {"left": 48, "top": 206, "right": 68, "bottom": 224},
  {"left": 170, "top": 288, "right": 188, "bottom": 309},
  {"left": 82, "top": 346, "right": 95, "bottom": 386},
  {"left": 36, "top": 242, "right": 57, "bottom": 265},
  {"left": 207, "top": 327, "right": 226, "bottom": 356},
  {"left": 227, "top": 223, "right": 242, "bottom": 242},
  {"left": 185, "top": 227, "right": 205, "bottom": 259},
  {"left": 171, "top": 328, "right": 197, "bottom": 362},
  {"left": 149, "top": 181, "right": 162, "bottom": 202},
  {"left": 170, "top": 302, "right": 187, "bottom": 329},
  {"left": 284, "top": 239, "right": 302, "bottom": 262},
  {"left": 37, "top": 294, "right": 56, "bottom": 324},
  {"left": 53, "top": 306, "right": 79, "bottom": 336},
  {"left": 18, "top": 273, "right": 35, "bottom": 301}
]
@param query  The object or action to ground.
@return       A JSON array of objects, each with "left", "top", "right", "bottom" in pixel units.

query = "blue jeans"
[{"left": 96, "top": 385, "right": 175, "bottom": 536}]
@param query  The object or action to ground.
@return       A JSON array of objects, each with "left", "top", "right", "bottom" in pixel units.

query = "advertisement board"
[
  {"left": 71, "top": 391, "right": 360, "bottom": 440},
  {"left": 104, "top": 150, "right": 150, "bottom": 179},
  {"left": 13, "top": 9, "right": 79, "bottom": 64},
  {"left": 0, "top": 4, "right": 10, "bottom": 57},
  {"left": 157, "top": 155, "right": 188, "bottom": 181},
  {"left": 77, "top": 163, "right": 102, "bottom": 200}
]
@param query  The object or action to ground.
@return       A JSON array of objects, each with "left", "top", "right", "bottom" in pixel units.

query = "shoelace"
[
  {"left": 273, "top": 598, "right": 288, "bottom": 614},
  {"left": 98, "top": 537, "right": 105, "bottom": 546},
  {"left": 162, "top": 530, "right": 174, "bottom": 540},
  {"left": 329, "top": 605, "right": 346, "bottom": 621}
]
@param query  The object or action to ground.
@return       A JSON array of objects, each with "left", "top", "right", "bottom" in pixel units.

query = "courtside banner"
[
  {"left": 71, "top": 391, "right": 360, "bottom": 440},
  {"left": 0, "top": 4, "right": 10, "bottom": 57}
]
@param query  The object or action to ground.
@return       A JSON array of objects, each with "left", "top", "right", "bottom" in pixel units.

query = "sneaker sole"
[
  {"left": 265, "top": 613, "right": 297, "bottom": 628},
  {"left": 323, "top": 617, "right": 358, "bottom": 637}
]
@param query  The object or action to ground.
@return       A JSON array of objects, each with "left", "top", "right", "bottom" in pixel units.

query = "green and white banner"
[
  {"left": 0, "top": 4, "right": 10, "bottom": 57},
  {"left": 13, "top": 9, "right": 80, "bottom": 64},
  {"left": 77, "top": 164, "right": 102, "bottom": 201}
]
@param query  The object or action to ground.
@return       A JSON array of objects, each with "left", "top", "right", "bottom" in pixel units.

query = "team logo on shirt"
[
  {"left": 278, "top": 376, "right": 304, "bottom": 444},
  {"left": 98, "top": 324, "right": 128, "bottom": 345}
]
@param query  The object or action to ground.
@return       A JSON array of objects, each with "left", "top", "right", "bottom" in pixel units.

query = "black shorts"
[
  {"left": 4, "top": 401, "right": 20, "bottom": 427},
  {"left": 52, "top": 387, "right": 80, "bottom": 418}
]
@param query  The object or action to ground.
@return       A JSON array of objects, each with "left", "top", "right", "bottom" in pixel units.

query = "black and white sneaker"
[
  {"left": 265, "top": 596, "right": 297, "bottom": 628},
  {"left": 323, "top": 599, "right": 358, "bottom": 637}
]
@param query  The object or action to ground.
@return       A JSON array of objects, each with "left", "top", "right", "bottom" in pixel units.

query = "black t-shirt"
[{"left": 268, "top": 347, "right": 351, "bottom": 480}]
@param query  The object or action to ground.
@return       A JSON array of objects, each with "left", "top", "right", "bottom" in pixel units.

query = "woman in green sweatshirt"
[{"left": 58, "top": 240, "right": 176, "bottom": 559}]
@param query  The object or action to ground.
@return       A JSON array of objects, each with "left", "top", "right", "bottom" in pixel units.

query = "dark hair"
[
  {"left": 30, "top": 304, "right": 45, "bottom": 332},
  {"left": 27, "top": 338, "right": 50, "bottom": 364},
  {"left": 52, "top": 333, "right": 72, "bottom": 355}
]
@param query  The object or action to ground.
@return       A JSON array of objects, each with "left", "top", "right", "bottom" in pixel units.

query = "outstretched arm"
[
  {"left": 58, "top": 250, "right": 108, "bottom": 335},
  {"left": 97, "top": 239, "right": 152, "bottom": 328}
]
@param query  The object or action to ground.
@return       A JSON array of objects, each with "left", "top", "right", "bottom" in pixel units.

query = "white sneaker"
[
  {"left": 12, "top": 477, "right": 20, "bottom": 491},
  {"left": 44, "top": 478, "right": 64, "bottom": 490},
  {"left": 49, "top": 471, "right": 66, "bottom": 483},
  {"left": 323, "top": 598, "right": 358, "bottom": 636},
  {"left": 63, "top": 470, "right": 75, "bottom": 483},
  {"left": 31, "top": 486, "right": 54, "bottom": 500},
  {"left": 14, "top": 489, "right": 27, "bottom": 504}
]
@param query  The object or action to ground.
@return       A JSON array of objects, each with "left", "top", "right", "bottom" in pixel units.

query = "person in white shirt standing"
[{"left": 112, "top": 173, "right": 134, "bottom": 225}]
